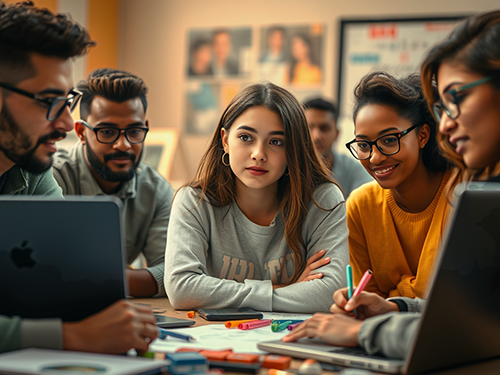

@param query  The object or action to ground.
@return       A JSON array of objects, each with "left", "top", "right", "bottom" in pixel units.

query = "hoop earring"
[
  {"left": 284, "top": 168, "right": 290, "bottom": 176},
  {"left": 222, "top": 152, "right": 230, "bottom": 166}
]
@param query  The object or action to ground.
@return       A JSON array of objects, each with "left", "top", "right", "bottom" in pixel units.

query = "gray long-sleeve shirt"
[
  {"left": 165, "top": 183, "right": 349, "bottom": 313},
  {"left": 359, "top": 297, "right": 426, "bottom": 359},
  {"left": 52, "top": 143, "right": 174, "bottom": 296}
]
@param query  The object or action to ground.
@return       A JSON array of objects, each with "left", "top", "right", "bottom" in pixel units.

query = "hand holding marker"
[{"left": 346, "top": 265, "right": 372, "bottom": 317}]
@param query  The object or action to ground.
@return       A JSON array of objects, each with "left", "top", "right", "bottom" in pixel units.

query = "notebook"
[
  {"left": 0, "top": 196, "right": 127, "bottom": 322},
  {"left": 258, "top": 182, "right": 500, "bottom": 374},
  {"left": 0, "top": 348, "right": 169, "bottom": 375}
]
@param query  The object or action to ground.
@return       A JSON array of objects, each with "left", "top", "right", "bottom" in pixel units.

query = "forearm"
[
  {"left": 359, "top": 312, "right": 421, "bottom": 359},
  {"left": 166, "top": 271, "right": 273, "bottom": 311},
  {"left": 273, "top": 271, "right": 345, "bottom": 313},
  {"left": 126, "top": 269, "right": 159, "bottom": 297}
]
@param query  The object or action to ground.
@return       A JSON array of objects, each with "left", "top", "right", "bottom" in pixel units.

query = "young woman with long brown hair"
[{"left": 164, "top": 82, "right": 348, "bottom": 313}]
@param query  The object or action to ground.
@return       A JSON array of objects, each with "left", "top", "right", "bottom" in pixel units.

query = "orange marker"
[
  {"left": 225, "top": 319, "right": 259, "bottom": 328},
  {"left": 187, "top": 310, "right": 195, "bottom": 318}
]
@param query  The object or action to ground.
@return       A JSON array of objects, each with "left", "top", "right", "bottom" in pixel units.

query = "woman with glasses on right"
[
  {"left": 346, "top": 72, "right": 452, "bottom": 299},
  {"left": 421, "top": 10, "right": 500, "bottom": 186}
]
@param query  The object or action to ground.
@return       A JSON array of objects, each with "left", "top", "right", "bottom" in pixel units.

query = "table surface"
[{"left": 134, "top": 298, "right": 500, "bottom": 375}]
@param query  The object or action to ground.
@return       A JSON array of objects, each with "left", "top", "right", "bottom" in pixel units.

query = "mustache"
[
  {"left": 38, "top": 130, "right": 67, "bottom": 145},
  {"left": 104, "top": 151, "right": 136, "bottom": 162}
]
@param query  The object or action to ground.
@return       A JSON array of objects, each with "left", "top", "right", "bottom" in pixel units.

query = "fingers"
[
  {"left": 306, "top": 249, "right": 325, "bottom": 266},
  {"left": 308, "top": 256, "right": 331, "bottom": 271},
  {"left": 302, "top": 273, "right": 323, "bottom": 282}
]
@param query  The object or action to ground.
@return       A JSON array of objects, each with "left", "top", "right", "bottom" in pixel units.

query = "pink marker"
[
  {"left": 287, "top": 322, "right": 302, "bottom": 331},
  {"left": 238, "top": 319, "right": 272, "bottom": 330},
  {"left": 352, "top": 269, "right": 373, "bottom": 297}
]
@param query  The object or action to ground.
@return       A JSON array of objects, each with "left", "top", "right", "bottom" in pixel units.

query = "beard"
[
  {"left": 86, "top": 141, "right": 142, "bottom": 183},
  {"left": 0, "top": 103, "right": 66, "bottom": 174}
]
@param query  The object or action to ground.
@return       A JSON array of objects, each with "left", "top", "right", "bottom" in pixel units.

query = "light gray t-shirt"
[
  {"left": 332, "top": 151, "right": 372, "bottom": 199},
  {"left": 165, "top": 183, "right": 349, "bottom": 313}
]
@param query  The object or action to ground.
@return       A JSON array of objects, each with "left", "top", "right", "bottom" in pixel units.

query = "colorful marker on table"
[
  {"left": 225, "top": 319, "right": 259, "bottom": 328},
  {"left": 158, "top": 328, "right": 196, "bottom": 342},
  {"left": 238, "top": 319, "right": 272, "bottom": 330},
  {"left": 271, "top": 320, "right": 304, "bottom": 332},
  {"left": 287, "top": 322, "right": 303, "bottom": 331}
]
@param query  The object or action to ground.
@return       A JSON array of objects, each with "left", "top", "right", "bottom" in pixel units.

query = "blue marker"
[{"left": 158, "top": 328, "right": 196, "bottom": 342}]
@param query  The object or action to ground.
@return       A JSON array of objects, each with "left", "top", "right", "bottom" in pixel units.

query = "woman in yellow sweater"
[{"left": 345, "top": 72, "right": 452, "bottom": 298}]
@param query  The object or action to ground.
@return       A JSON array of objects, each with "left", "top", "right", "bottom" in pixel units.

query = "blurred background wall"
[{"left": 10, "top": 0, "right": 500, "bottom": 189}]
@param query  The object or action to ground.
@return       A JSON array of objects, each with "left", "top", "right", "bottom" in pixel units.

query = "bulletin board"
[{"left": 336, "top": 16, "right": 465, "bottom": 149}]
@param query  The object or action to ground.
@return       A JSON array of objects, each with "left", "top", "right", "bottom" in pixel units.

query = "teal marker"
[{"left": 346, "top": 264, "right": 357, "bottom": 317}]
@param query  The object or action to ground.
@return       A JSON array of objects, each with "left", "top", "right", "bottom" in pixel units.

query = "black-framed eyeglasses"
[
  {"left": 79, "top": 119, "right": 149, "bottom": 144},
  {"left": 0, "top": 81, "right": 82, "bottom": 121},
  {"left": 345, "top": 123, "right": 420, "bottom": 160},
  {"left": 433, "top": 76, "right": 491, "bottom": 122}
]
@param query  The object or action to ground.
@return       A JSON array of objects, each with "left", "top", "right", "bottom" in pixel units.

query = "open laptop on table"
[
  {"left": 258, "top": 182, "right": 500, "bottom": 374},
  {"left": 0, "top": 196, "right": 126, "bottom": 321}
]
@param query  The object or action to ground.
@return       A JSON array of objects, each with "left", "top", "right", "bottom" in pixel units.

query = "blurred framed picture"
[{"left": 142, "top": 128, "right": 179, "bottom": 179}]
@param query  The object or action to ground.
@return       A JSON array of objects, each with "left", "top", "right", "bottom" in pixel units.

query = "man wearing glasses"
[
  {"left": 52, "top": 68, "right": 174, "bottom": 298},
  {"left": 0, "top": 1, "right": 158, "bottom": 355}
]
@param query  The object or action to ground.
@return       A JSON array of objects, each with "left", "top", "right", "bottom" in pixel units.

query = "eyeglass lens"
[
  {"left": 350, "top": 134, "right": 400, "bottom": 160},
  {"left": 47, "top": 94, "right": 80, "bottom": 121},
  {"left": 433, "top": 93, "right": 459, "bottom": 122},
  {"left": 96, "top": 128, "right": 147, "bottom": 144}
]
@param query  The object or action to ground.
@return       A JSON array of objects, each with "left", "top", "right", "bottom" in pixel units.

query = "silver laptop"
[
  {"left": 258, "top": 182, "right": 500, "bottom": 374},
  {"left": 0, "top": 196, "right": 127, "bottom": 322}
]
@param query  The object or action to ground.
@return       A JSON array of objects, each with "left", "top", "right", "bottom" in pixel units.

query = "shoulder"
[
  {"left": 23, "top": 168, "right": 63, "bottom": 198},
  {"left": 52, "top": 144, "right": 80, "bottom": 171},
  {"left": 347, "top": 181, "right": 384, "bottom": 207},
  {"left": 136, "top": 163, "right": 174, "bottom": 198},
  {"left": 310, "top": 182, "right": 345, "bottom": 210}
]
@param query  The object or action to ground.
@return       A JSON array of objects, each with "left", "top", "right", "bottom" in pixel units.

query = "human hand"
[
  {"left": 296, "top": 249, "right": 330, "bottom": 283},
  {"left": 330, "top": 287, "right": 399, "bottom": 320},
  {"left": 282, "top": 313, "right": 362, "bottom": 347},
  {"left": 62, "top": 300, "right": 158, "bottom": 354}
]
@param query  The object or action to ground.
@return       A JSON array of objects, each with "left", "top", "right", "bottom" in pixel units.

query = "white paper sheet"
[{"left": 150, "top": 322, "right": 293, "bottom": 354}]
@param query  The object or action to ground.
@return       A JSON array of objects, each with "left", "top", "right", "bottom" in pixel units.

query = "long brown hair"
[
  {"left": 189, "top": 82, "right": 337, "bottom": 283},
  {"left": 421, "top": 10, "right": 500, "bottom": 195}
]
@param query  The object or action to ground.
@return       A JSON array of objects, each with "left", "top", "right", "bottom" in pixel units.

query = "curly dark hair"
[
  {"left": 352, "top": 71, "right": 450, "bottom": 173},
  {"left": 0, "top": 1, "right": 94, "bottom": 84},
  {"left": 77, "top": 68, "right": 148, "bottom": 120}
]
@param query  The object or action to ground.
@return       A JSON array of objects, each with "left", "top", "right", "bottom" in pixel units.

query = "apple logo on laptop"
[{"left": 10, "top": 241, "right": 36, "bottom": 268}]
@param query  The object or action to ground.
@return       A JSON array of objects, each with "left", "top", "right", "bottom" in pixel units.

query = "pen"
[
  {"left": 238, "top": 319, "right": 272, "bottom": 330},
  {"left": 158, "top": 328, "right": 196, "bottom": 342},
  {"left": 352, "top": 269, "right": 373, "bottom": 297},
  {"left": 225, "top": 319, "right": 259, "bottom": 328}
]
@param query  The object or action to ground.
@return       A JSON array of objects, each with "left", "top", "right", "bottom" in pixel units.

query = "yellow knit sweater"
[{"left": 346, "top": 172, "right": 451, "bottom": 298}]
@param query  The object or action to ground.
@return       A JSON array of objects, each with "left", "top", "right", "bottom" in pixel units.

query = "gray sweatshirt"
[
  {"left": 164, "top": 183, "right": 349, "bottom": 313},
  {"left": 359, "top": 297, "right": 426, "bottom": 359}
]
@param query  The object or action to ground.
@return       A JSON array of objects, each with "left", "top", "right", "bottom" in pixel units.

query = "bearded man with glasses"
[
  {"left": 0, "top": 1, "right": 159, "bottom": 356},
  {"left": 52, "top": 68, "right": 174, "bottom": 298}
]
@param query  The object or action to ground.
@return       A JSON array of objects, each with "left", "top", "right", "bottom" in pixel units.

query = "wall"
[{"left": 108, "top": 1, "right": 500, "bottom": 186}]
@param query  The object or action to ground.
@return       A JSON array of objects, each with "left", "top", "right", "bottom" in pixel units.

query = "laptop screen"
[{"left": 0, "top": 196, "right": 126, "bottom": 321}]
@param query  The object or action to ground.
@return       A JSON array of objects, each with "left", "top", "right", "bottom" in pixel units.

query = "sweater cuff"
[
  {"left": 146, "top": 264, "right": 166, "bottom": 297},
  {"left": 20, "top": 318, "right": 63, "bottom": 350}
]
